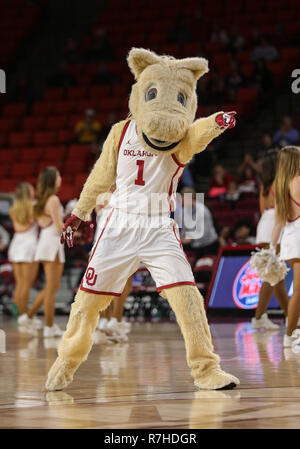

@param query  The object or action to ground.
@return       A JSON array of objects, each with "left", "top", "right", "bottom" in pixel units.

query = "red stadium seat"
[
  {"left": 75, "top": 173, "right": 88, "bottom": 188},
  {"left": 32, "top": 102, "right": 53, "bottom": 116},
  {"left": 11, "top": 163, "right": 35, "bottom": 177},
  {"left": 43, "top": 88, "right": 64, "bottom": 101},
  {"left": 38, "top": 160, "right": 63, "bottom": 172},
  {"left": 64, "top": 160, "right": 88, "bottom": 173},
  {"left": 22, "top": 117, "right": 45, "bottom": 131},
  {"left": 0, "top": 165, "right": 11, "bottom": 177},
  {"left": 58, "top": 184, "right": 79, "bottom": 202},
  {"left": 3, "top": 103, "right": 26, "bottom": 117},
  {"left": 52, "top": 101, "right": 75, "bottom": 115},
  {"left": 19, "top": 147, "right": 41, "bottom": 162},
  {"left": 33, "top": 131, "right": 57, "bottom": 146},
  {"left": 9, "top": 131, "right": 32, "bottom": 147},
  {"left": 67, "top": 87, "right": 87, "bottom": 99},
  {"left": 45, "top": 116, "right": 67, "bottom": 130},
  {"left": 0, "top": 149, "right": 18, "bottom": 163},
  {"left": 56, "top": 130, "right": 74, "bottom": 144},
  {"left": 42, "top": 145, "right": 66, "bottom": 161},
  {"left": 0, "top": 118, "right": 18, "bottom": 133},
  {"left": 0, "top": 178, "right": 17, "bottom": 193},
  {"left": 67, "top": 144, "right": 91, "bottom": 160}
]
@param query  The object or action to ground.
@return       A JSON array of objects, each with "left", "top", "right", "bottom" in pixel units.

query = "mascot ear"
[
  {"left": 127, "top": 48, "right": 161, "bottom": 80},
  {"left": 177, "top": 57, "right": 209, "bottom": 80}
]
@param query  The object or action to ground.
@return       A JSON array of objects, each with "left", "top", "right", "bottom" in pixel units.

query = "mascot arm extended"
[
  {"left": 72, "top": 120, "right": 127, "bottom": 221},
  {"left": 175, "top": 111, "right": 231, "bottom": 165}
]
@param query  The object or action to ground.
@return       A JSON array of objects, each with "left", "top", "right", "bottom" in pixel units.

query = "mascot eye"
[
  {"left": 146, "top": 87, "right": 157, "bottom": 101},
  {"left": 177, "top": 92, "right": 186, "bottom": 106}
]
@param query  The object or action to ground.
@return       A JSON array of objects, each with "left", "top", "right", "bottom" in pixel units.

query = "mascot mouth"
[{"left": 142, "top": 133, "right": 181, "bottom": 151}]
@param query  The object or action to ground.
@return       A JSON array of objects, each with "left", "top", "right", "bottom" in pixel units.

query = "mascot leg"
[
  {"left": 164, "top": 285, "right": 240, "bottom": 390},
  {"left": 46, "top": 290, "right": 112, "bottom": 391}
]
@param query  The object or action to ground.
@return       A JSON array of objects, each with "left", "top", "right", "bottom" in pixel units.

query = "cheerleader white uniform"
[
  {"left": 256, "top": 187, "right": 278, "bottom": 244},
  {"left": 34, "top": 207, "right": 65, "bottom": 263},
  {"left": 8, "top": 223, "right": 39, "bottom": 263},
  {"left": 280, "top": 195, "right": 300, "bottom": 261}
]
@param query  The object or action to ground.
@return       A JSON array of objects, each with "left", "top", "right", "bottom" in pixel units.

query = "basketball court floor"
[{"left": 0, "top": 316, "right": 300, "bottom": 429}]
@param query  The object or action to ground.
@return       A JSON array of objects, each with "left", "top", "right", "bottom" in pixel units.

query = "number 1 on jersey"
[{"left": 134, "top": 160, "right": 145, "bottom": 186}]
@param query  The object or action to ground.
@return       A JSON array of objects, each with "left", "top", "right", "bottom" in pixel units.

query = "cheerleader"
[
  {"left": 8, "top": 182, "right": 41, "bottom": 330},
  {"left": 271, "top": 146, "right": 300, "bottom": 347},
  {"left": 252, "top": 150, "right": 289, "bottom": 330},
  {"left": 27, "top": 167, "right": 65, "bottom": 338}
]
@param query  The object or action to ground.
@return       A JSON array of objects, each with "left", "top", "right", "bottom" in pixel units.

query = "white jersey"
[{"left": 109, "top": 120, "right": 185, "bottom": 215}]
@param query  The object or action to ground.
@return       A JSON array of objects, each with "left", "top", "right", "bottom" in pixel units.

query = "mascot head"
[{"left": 127, "top": 47, "right": 209, "bottom": 155}]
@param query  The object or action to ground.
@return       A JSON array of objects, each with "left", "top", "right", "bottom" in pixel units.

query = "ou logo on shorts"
[{"left": 85, "top": 267, "right": 98, "bottom": 286}]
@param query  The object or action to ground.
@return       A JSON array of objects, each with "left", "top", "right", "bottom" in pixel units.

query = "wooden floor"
[{"left": 1, "top": 315, "right": 300, "bottom": 429}]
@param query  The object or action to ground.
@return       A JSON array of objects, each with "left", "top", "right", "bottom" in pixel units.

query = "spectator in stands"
[
  {"left": 251, "top": 59, "right": 273, "bottom": 92},
  {"left": 225, "top": 25, "right": 246, "bottom": 53},
  {"left": 92, "top": 62, "right": 119, "bottom": 86},
  {"left": 250, "top": 36, "right": 279, "bottom": 62},
  {"left": 238, "top": 165, "right": 259, "bottom": 195},
  {"left": 210, "top": 23, "right": 229, "bottom": 47},
  {"left": 273, "top": 115, "right": 300, "bottom": 147},
  {"left": 85, "top": 28, "right": 114, "bottom": 62},
  {"left": 180, "top": 165, "right": 195, "bottom": 189},
  {"left": 238, "top": 153, "right": 261, "bottom": 177},
  {"left": 0, "top": 224, "right": 10, "bottom": 259},
  {"left": 178, "top": 188, "right": 219, "bottom": 257},
  {"left": 233, "top": 220, "right": 256, "bottom": 245},
  {"left": 225, "top": 60, "right": 246, "bottom": 90},
  {"left": 209, "top": 69, "right": 225, "bottom": 105},
  {"left": 226, "top": 181, "right": 240, "bottom": 202},
  {"left": 75, "top": 109, "right": 101, "bottom": 144},
  {"left": 208, "top": 164, "right": 233, "bottom": 199},
  {"left": 63, "top": 37, "right": 80, "bottom": 63},
  {"left": 48, "top": 61, "right": 75, "bottom": 88},
  {"left": 218, "top": 225, "right": 232, "bottom": 247}
]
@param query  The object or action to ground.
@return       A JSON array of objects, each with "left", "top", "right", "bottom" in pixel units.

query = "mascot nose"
[{"left": 145, "top": 113, "right": 188, "bottom": 142}]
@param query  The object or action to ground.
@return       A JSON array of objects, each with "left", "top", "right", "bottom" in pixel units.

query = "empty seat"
[
  {"left": 19, "top": 147, "right": 41, "bottom": 162},
  {"left": 22, "top": 117, "right": 45, "bottom": 131},
  {"left": 64, "top": 160, "right": 88, "bottom": 173},
  {"left": 59, "top": 184, "right": 79, "bottom": 203},
  {"left": 0, "top": 149, "right": 18, "bottom": 163},
  {"left": 11, "top": 163, "right": 35, "bottom": 177},
  {"left": 45, "top": 116, "right": 67, "bottom": 130},
  {"left": 43, "top": 88, "right": 64, "bottom": 101},
  {"left": 43, "top": 145, "right": 66, "bottom": 161},
  {"left": 67, "top": 144, "right": 91, "bottom": 159},
  {"left": 3, "top": 103, "right": 26, "bottom": 117},
  {"left": 33, "top": 131, "right": 57, "bottom": 146},
  {"left": 56, "top": 130, "right": 74, "bottom": 144},
  {"left": 9, "top": 131, "right": 32, "bottom": 147},
  {"left": 67, "top": 87, "right": 87, "bottom": 99},
  {"left": 32, "top": 102, "right": 53, "bottom": 116},
  {"left": 75, "top": 173, "right": 88, "bottom": 188},
  {"left": 52, "top": 101, "right": 75, "bottom": 115},
  {"left": 0, "top": 118, "right": 18, "bottom": 133},
  {"left": 0, "top": 178, "right": 17, "bottom": 192}
]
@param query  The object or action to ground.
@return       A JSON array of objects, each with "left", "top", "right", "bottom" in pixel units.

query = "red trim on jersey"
[
  {"left": 171, "top": 153, "right": 185, "bottom": 167},
  {"left": 80, "top": 286, "right": 121, "bottom": 296},
  {"left": 118, "top": 120, "right": 131, "bottom": 153},
  {"left": 290, "top": 195, "right": 300, "bottom": 207},
  {"left": 87, "top": 208, "right": 114, "bottom": 265},
  {"left": 157, "top": 281, "right": 196, "bottom": 292},
  {"left": 172, "top": 223, "right": 182, "bottom": 247},
  {"left": 168, "top": 166, "right": 181, "bottom": 209}
]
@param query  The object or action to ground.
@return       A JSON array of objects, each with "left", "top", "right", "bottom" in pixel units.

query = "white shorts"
[
  {"left": 8, "top": 224, "right": 38, "bottom": 263},
  {"left": 34, "top": 223, "right": 65, "bottom": 263},
  {"left": 256, "top": 208, "right": 275, "bottom": 244},
  {"left": 80, "top": 208, "right": 195, "bottom": 296},
  {"left": 280, "top": 217, "right": 300, "bottom": 261}
]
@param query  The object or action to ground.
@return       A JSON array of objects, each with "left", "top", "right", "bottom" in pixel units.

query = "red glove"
[
  {"left": 215, "top": 111, "right": 236, "bottom": 129},
  {"left": 61, "top": 215, "right": 82, "bottom": 248}
]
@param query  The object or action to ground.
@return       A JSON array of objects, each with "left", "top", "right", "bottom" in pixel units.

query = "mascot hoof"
[
  {"left": 45, "top": 357, "right": 77, "bottom": 391},
  {"left": 194, "top": 369, "right": 240, "bottom": 391}
]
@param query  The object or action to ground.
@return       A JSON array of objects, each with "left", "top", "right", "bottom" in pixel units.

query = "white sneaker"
[
  {"left": 121, "top": 319, "right": 132, "bottom": 334},
  {"left": 106, "top": 318, "right": 129, "bottom": 342},
  {"left": 43, "top": 324, "right": 64, "bottom": 338},
  {"left": 283, "top": 329, "right": 300, "bottom": 347},
  {"left": 251, "top": 313, "right": 279, "bottom": 330},
  {"left": 97, "top": 318, "right": 108, "bottom": 333},
  {"left": 18, "top": 313, "right": 42, "bottom": 330}
]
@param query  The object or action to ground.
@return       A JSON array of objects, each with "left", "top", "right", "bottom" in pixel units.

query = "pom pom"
[{"left": 250, "top": 247, "right": 289, "bottom": 286}]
